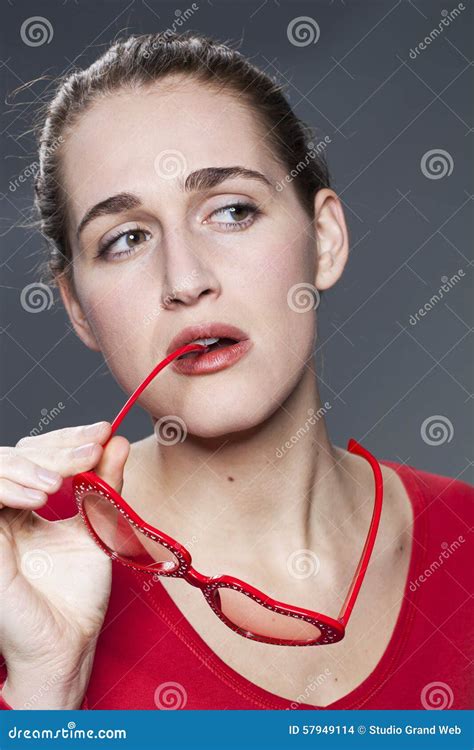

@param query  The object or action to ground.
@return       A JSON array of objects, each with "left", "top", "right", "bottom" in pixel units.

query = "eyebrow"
[{"left": 76, "top": 166, "right": 274, "bottom": 240}]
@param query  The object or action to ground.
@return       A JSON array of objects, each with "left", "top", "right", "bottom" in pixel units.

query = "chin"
[
  {"left": 186, "top": 412, "right": 261, "bottom": 440},
  {"left": 186, "top": 389, "right": 294, "bottom": 442}
]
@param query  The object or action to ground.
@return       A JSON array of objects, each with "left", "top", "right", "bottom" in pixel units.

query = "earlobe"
[
  {"left": 57, "top": 277, "right": 102, "bottom": 352},
  {"left": 313, "top": 189, "right": 349, "bottom": 292}
]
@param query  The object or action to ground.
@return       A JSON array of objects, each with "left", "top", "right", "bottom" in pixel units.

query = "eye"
[
  {"left": 96, "top": 226, "right": 151, "bottom": 260},
  {"left": 204, "top": 202, "right": 261, "bottom": 231}
]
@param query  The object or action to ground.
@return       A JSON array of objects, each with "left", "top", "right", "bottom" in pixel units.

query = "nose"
[{"left": 161, "top": 237, "right": 220, "bottom": 307}]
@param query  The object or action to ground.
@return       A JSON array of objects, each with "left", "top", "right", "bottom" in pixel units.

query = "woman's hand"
[{"left": 0, "top": 422, "right": 130, "bottom": 709}]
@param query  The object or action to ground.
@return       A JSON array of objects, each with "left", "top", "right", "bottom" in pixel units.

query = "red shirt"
[{"left": 1, "top": 457, "right": 473, "bottom": 710}]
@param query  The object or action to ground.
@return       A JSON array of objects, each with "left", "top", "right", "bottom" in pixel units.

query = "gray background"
[{"left": 1, "top": 0, "right": 473, "bottom": 483}]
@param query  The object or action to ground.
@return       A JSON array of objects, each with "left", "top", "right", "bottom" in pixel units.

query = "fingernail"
[
  {"left": 36, "top": 468, "right": 61, "bottom": 487},
  {"left": 73, "top": 442, "right": 97, "bottom": 458},
  {"left": 24, "top": 488, "right": 46, "bottom": 502}
]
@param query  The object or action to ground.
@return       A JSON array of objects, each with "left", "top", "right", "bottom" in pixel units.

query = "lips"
[{"left": 166, "top": 322, "right": 249, "bottom": 357}]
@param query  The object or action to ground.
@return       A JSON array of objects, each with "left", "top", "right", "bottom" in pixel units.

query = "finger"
[
  {"left": 15, "top": 421, "right": 111, "bottom": 450},
  {"left": 93, "top": 435, "right": 130, "bottom": 494},
  {"left": 0, "top": 448, "right": 63, "bottom": 494},
  {"left": 0, "top": 477, "right": 47, "bottom": 510},
  {"left": 12, "top": 442, "right": 105, "bottom": 478}
]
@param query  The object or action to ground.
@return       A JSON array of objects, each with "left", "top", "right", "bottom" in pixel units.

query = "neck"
[{"left": 127, "top": 367, "right": 369, "bottom": 575}]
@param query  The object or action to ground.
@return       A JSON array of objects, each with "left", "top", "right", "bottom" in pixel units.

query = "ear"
[
  {"left": 313, "top": 189, "right": 350, "bottom": 291},
  {"left": 57, "top": 276, "right": 101, "bottom": 352}
]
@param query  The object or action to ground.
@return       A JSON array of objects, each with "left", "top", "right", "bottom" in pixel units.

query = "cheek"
[
  {"left": 252, "top": 235, "right": 317, "bottom": 364},
  {"left": 75, "top": 270, "right": 157, "bottom": 388}
]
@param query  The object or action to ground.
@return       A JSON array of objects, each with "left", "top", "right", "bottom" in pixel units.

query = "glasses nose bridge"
[{"left": 183, "top": 565, "right": 211, "bottom": 589}]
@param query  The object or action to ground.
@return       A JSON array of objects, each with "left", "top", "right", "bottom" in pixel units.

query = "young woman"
[{"left": 0, "top": 31, "right": 472, "bottom": 711}]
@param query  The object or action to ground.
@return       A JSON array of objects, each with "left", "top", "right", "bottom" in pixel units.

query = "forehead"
[{"left": 60, "top": 77, "right": 275, "bottom": 222}]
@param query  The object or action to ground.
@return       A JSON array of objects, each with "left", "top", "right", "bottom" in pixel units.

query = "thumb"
[{"left": 94, "top": 435, "right": 130, "bottom": 494}]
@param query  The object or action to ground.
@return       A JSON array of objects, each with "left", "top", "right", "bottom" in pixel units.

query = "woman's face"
[{"left": 59, "top": 76, "right": 347, "bottom": 437}]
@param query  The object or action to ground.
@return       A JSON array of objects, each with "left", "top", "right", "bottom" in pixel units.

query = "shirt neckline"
[{"left": 134, "top": 457, "right": 428, "bottom": 709}]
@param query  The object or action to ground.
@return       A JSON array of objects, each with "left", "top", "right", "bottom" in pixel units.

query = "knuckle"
[
  {"left": 0, "top": 447, "right": 16, "bottom": 467},
  {"left": 15, "top": 435, "right": 33, "bottom": 448}
]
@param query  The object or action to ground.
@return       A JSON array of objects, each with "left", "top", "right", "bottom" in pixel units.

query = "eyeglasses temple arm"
[
  {"left": 102, "top": 343, "right": 208, "bottom": 448},
  {"left": 336, "top": 438, "right": 384, "bottom": 628},
  {"left": 102, "top": 370, "right": 382, "bottom": 627}
]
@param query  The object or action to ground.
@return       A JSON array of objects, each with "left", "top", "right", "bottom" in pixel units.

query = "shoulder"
[
  {"left": 381, "top": 458, "right": 474, "bottom": 516},
  {"left": 381, "top": 458, "right": 472, "bottom": 579}
]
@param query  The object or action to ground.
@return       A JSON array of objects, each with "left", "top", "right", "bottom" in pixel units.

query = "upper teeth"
[{"left": 190, "top": 337, "right": 219, "bottom": 346}]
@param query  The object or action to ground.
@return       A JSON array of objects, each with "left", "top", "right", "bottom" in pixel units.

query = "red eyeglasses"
[{"left": 73, "top": 343, "right": 384, "bottom": 647}]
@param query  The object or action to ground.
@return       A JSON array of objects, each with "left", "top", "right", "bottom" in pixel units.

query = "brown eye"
[
  {"left": 123, "top": 230, "right": 145, "bottom": 247},
  {"left": 205, "top": 202, "right": 261, "bottom": 231},
  {"left": 97, "top": 227, "right": 151, "bottom": 260}
]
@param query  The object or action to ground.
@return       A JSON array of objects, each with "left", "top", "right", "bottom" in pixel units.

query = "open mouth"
[{"left": 177, "top": 337, "right": 239, "bottom": 360}]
